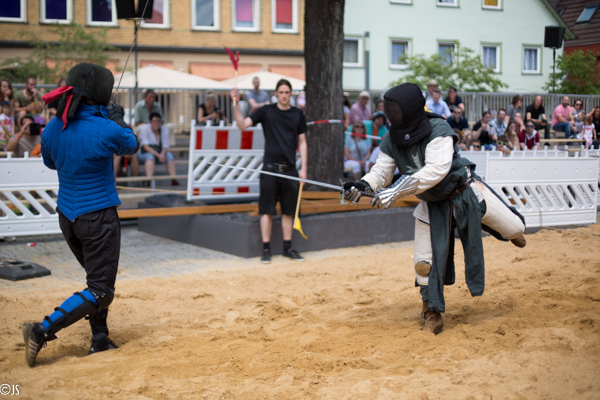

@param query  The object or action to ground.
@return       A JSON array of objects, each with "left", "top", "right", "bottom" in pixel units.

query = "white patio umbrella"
[
  {"left": 113, "top": 65, "right": 229, "bottom": 90},
  {"left": 221, "top": 70, "right": 306, "bottom": 91}
]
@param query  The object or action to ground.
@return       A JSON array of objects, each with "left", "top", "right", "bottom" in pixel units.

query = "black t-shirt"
[
  {"left": 250, "top": 104, "right": 307, "bottom": 166},
  {"left": 479, "top": 130, "right": 494, "bottom": 145},
  {"left": 444, "top": 95, "right": 463, "bottom": 109},
  {"left": 472, "top": 120, "right": 482, "bottom": 131},
  {"left": 525, "top": 104, "right": 546, "bottom": 120},
  {"left": 448, "top": 116, "right": 469, "bottom": 131},
  {"left": 593, "top": 117, "right": 600, "bottom": 135}
]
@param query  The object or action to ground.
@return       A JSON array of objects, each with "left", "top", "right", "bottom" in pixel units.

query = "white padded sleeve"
[
  {"left": 412, "top": 136, "right": 454, "bottom": 194},
  {"left": 361, "top": 151, "right": 396, "bottom": 192}
]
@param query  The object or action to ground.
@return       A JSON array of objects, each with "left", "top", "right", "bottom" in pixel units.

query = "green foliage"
[
  {"left": 391, "top": 47, "right": 507, "bottom": 92},
  {"left": 543, "top": 50, "right": 600, "bottom": 95},
  {"left": 2, "top": 22, "right": 118, "bottom": 84}
]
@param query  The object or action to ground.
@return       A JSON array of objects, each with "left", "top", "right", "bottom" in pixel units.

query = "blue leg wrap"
[{"left": 41, "top": 290, "right": 98, "bottom": 333}]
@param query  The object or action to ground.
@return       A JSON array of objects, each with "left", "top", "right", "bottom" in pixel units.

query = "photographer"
[
  {"left": 197, "top": 91, "right": 228, "bottom": 126},
  {"left": 525, "top": 95, "right": 550, "bottom": 139},
  {"left": 5, "top": 114, "right": 41, "bottom": 157}
]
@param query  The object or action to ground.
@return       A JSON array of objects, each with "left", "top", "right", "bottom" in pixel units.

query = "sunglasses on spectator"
[
  {"left": 473, "top": 145, "right": 481, "bottom": 148},
  {"left": 497, "top": 141, "right": 507, "bottom": 146},
  {"left": 526, "top": 125, "right": 535, "bottom": 128}
]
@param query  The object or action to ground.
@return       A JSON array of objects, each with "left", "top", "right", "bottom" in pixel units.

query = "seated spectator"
[
  {"left": 552, "top": 96, "right": 577, "bottom": 139},
  {"left": 472, "top": 111, "right": 491, "bottom": 133},
  {"left": 496, "top": 134, "right": 512, "bottom": 155},
  {"left": 13, "top": 77, "right": 44, "bottom": 128},
  {"left": 526, "top": 95, "right": 549, "bottom": 139},
  {"left": 425, "top": 79, "right": 438, "bottom": 100},
  {"left": 349, "top": 91, "right": 372, "bottom": 125},
  {"left": 454, "top": 128, "right": 470, "bottom": 151},
  {"left": 444, "top": 87, "right": 464, "bottom": 112},
  {"left": 47, "top": 78, "right": 67, "bottom": 121},
  {"left": 0, "top": 100, "right": 14, "bottom": 149},
  {"left": 374, "top": 99, "right": 384, "bottom": 112},
  {"left": 369, "top": 145, "right": 399, "bottom": 175},
  {"left": 134, "top": 89, "right": 163, "bottom": 126},
  {"left": 363, "top": 111, "right": 388, "bottom": 147},
  {"left": 590, "top": 107, "right": 600, "bottom": 149},
  {"left": 570, "top": 99, "right": 585, "bottom": 135},
  {"left": 344, "top": 121, "right": 371, "bottom": 180},
  {"left": 425, "top": 89, "right": 451, "bottom": 119},
  {"left": 343, "top": 92, "right": 351, "bottom": 129},
  {"left": 473, "top": 117, "right": 498, "bottom": 151},
  {"left": 518, "top": 119, "right": 541, "bottom": 150},
  {"left": 512, "top": 112, "right": 524, "bottom": 133},
  {"left": 469, "top": 139, "right": 482, "bottom": 151},
  {"left": 197, "top": 91, "right": 228, "bottom": 126},
  {"left": 5, "top": 115, "right": 41, "bottom": 157},
  {"left": 580, "top": 115, "right": 596, "bottom": 150},
  {"left": 506, "top": 95, "right": 523, "bottom": 123},
  {"left": 503, "top": 120, "right": 521, "bottom": 151},
  {"left": 447, "top": 106, "right": 470, "bottom": 133},
  {"left": 137, "top": 112, "right": 179, "bottom": 186},
  {"left": 0, "top": 78, "right": 14, "bottom": 109},
  {"left": 488, "top": 108, "right": 507, "bottom": 138}
]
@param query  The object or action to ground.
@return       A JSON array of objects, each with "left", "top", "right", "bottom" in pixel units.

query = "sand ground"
[{"left": 1, "top": 224, "right": 600, "bottom": 399}]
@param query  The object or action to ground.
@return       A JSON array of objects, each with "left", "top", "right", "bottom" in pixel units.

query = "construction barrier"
[{"left": 0, "top": 153, "right": 60, "bottom": 237}]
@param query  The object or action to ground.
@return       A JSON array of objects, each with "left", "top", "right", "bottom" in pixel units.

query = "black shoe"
[
  {"left": 22, "top": 322, "right": 55, "bottom": 368},
  {"left": 88, "top": 337, "right": 119, "bottom": 355},
  {"left": 260, "top": 249, "right": 271, "bottom": 264},
  {"left": 283, "top": 249, "right": 305, "bottom": 262}
]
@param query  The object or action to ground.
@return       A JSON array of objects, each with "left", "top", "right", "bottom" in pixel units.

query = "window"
[
  {"left": 483, "top": 0, "right": 501, "bottom": 10},
  {"left": 390, "top": 40, "right": 410, "bottom": 69},
  {"left": 481, "top": 44, "right": 500, "bottom": 73},
  {"left": 523, "top": 46, "right": 540, "bottom": 74},
  {"left": 40, "top": 0, "right": 73, "bottom": 23},
  {"left": 576, "top": 6, "right": 598, "bottom": 23},
  {"left": 343, "top": 37, "right": 362, "bottom": 67},
  {"left": 0, "top": 0, "right": 26, "bottom": 22},
  {"left": 438, "top": 42, "right": 456, "bottom": 66},
  {"left": 192, "top": 0, "right": 219, "bottom": 30},
  {"left": 86, "top": 0, "right": 117, "bottom": 26},
  {"left": 141, "top": 0, "right": 169, "bottom": 28},
  {"left": 232, "top": 0, "right": 260, "bottom": 31},
  {"left": 272, "top": 0, "right": 298, "bottom": 33},
  {"left": 437, "top": 0, "right": 458, "bottom": 7}
]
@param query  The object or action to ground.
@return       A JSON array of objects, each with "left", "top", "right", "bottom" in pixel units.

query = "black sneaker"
[
  {"left": 88, "top": 337, "right": 119, "bottom": 355},
  {"left": 283, "top": 249, "right": 305, "bottom": 262},
  {"left": 260, "top": 249, "right": 271, "bottom": 264},
  {"left": 22, "top": 322, "right": 55, "bottom": 368}
]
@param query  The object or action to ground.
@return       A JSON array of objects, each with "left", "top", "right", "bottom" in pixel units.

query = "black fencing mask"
[{"left": 384, "top": 83, "right": 432, "bottom": 147}]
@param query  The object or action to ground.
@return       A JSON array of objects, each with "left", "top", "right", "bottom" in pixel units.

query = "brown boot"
[
  {"left": 510, "top": 234, "right": 526, "bottom": 248},
  {"left": 422, "top": 310, "right": 444, "bottom": 334}
]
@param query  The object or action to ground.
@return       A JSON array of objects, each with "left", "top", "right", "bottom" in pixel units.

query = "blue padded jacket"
[{"left": 41, "top": 103, "right": 138, "bottom": 221}]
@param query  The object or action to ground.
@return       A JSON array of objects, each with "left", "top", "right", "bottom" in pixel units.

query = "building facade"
[
  {"left": 0, "top": 0, "right": 306, "bottom": 81},
  {"left": 552, "top": 1, "right": 600, "bottom": 57},
  {"left": 342, "top": 0, "right": 574, "bottom": 93}
]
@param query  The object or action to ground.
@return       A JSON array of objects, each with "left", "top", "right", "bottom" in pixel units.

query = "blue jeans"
[
  {"left": 482, "top": 143, "right": 498, "bottom": 151},
  {"left": 552, "top": 122, "right": 574, "bottom": 139}
]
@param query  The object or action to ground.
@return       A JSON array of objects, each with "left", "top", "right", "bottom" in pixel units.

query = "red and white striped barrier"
[
  {"left": 306, "top": 119, "right": 343, "bottom": 125},
  {"left": 193, "top": 120, "right": 265, "bottom": 150}
]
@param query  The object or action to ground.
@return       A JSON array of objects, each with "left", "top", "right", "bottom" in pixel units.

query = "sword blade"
[{"left": 208, "top": 162, "right": 344, "bottom": 191}]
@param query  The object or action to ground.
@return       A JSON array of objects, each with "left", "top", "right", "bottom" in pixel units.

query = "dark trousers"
[
  {"left": 534, "top": 122, "right": 550, "bottom": 139},
  {"left": 58, "top": 207, "right": 121, "bottom": 293}
]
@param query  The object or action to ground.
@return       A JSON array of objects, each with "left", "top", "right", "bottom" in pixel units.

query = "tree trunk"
[{"left": 304, "top": 0, "right": 345, "bottom": 189}]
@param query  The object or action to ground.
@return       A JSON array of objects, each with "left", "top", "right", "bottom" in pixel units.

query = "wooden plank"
[
  {"left": 539, "top": 138, "right": 584, "bottom": 143},
  {"left": 115, "top": 174, "right": 188, "bottom": 183},
  {"left": 301, "top": 191, "right": 340, "bottom": 199},
  {"left": 118, "top": 203, "right": 258, "bottom": 219}
]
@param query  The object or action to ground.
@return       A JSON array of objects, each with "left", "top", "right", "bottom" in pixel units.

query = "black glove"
[
  {"left": 342, "top": 180, "right": 373, "bottom": 205},
  {"left": 107, "top": 103, "right": 128, "bottom": 129}
]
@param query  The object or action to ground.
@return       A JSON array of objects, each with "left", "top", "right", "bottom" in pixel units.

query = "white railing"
[{"left": 0, "top": 153, "right": 61, "bottom": 237}]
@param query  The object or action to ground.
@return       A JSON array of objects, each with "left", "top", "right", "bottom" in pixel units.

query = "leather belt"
[
  {"left": 266, "top": 162, "right": 292, "bottom": 173},
  {"left": 447, "top": 178, "right": 475, "bottom": 200}
]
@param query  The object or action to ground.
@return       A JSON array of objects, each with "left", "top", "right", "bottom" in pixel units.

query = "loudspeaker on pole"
[
  {"left": 116, "top": 0, "right": 154, "bottom": 20},
  {"left": 544, "top": 26, "right": 565, "bottom": 49}
]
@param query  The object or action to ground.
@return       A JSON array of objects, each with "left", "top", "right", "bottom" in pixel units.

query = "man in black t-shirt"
[
  {"left": 232, "top": 79, "right": 308, "bottom": 264},
  {"left": 525, "top": 95, "right": 549, "bottom": 139}
]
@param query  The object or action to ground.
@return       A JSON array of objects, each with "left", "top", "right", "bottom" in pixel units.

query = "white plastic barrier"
[
  {"left": 192, "top": 120, "right": 265, "bottom": 150},
  {"left": 484, "top": 151, "right": 598, "bottom": 228},
  {"left": 187, "top": 120, "right": 264, "bottom": 201},
  {"left": 0, "top": 154, "right": 61, "bottom": 237}
]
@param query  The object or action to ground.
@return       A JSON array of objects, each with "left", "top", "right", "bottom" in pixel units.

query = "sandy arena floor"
[{"left": 1, "top": 224, "right": 600, "bottom": 399}]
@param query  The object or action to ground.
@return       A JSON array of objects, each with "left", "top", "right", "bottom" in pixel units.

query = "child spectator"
[
  {"left": 496, "top": 134, "right": 512, "bottom": 155},
  {"left": 344, "top": 121, "right": 371, "bottom": 180},
  {"left": 0, "top": 100, "right": 14, "bottom": 149},
  {"left": 470, "top": 139, "right": 482, "bottom": 151},
  {"left": 0, "top": 79, "right": 14, "bottom": 108},
  {"left": 581, "top": 115, "right": 596, "bottom": 149},
  {"left": 503, "top": 120, "right": 521, "bottom": 151},
  {"left": 518, "top": 119, "right": 541, "bottom": 150}
]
